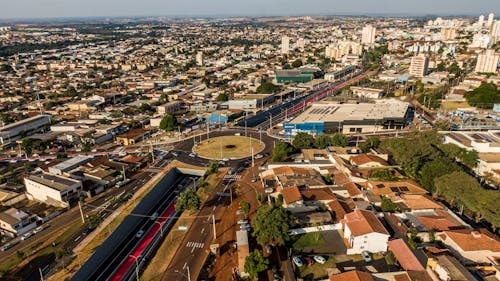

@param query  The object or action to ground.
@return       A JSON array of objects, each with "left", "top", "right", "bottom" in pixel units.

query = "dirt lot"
[{"left": 194, "top": 136, "right": 265, "bottom": 160}]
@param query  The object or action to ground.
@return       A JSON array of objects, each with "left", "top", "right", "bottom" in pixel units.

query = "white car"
[
  {"left": 237, "top": 219, "right": 248, "bottom": 225},
  {"left": 189, "top": 152, "right": 197, "bottom": 157},
  {"left": 254, "top": 154, "right": 263, "bottom": 159},
  {"left": 313, "top": 255, "right": 326, "bottom": 264},
  {"left": 33, "top": 226, "right": 44, "bottom": 234},
  {"left": 292, "top": 256, "right": 304, "bottom": 267},
  {"left": 361, "top": 251, "right": 372, "bottom": 263},
  {"left": 21, "top": 233, "right": 32, "bottom": 241}
]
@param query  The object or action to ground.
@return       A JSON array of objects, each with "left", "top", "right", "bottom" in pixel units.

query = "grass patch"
[
  {"left": 292, "top": 232, "right": 325, "bottom": 249},
  {"left": 299, "top": 256, "right": 336, "bottom": 281},
  {"left": 194, "top": 136, "right": 264, "bottom": 160},
  {"left": 441, "top": 100, "right": 470, "bottom": 110}
]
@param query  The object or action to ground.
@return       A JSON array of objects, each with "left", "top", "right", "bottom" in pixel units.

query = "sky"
[{"left": 1, "top": 0, "right": 500, "bottom": 19}]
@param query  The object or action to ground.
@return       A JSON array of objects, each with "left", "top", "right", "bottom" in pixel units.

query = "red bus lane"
[{"left": 109, "top": 203, "right": 176, "bottom": 281}]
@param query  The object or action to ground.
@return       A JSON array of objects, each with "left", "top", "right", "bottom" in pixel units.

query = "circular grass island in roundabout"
[{"left": 193, "top": 135, "right": 265, "bottom": 160}]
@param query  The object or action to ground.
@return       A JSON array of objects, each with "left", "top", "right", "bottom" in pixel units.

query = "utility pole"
[
  {"left": 212, "top": 214, "right": 217, "bottom": 241},
  {"left": 187, "top": 266, "right": 191, "bottom": 281},
  {"left": 251, "top": 147, "right": 255, "bottom": 168},
  {"left": 206, "top": 120, "right": 209, "bottom": 141},
  {"left": 78, "top": 201, "right": 85, "bottom": 224},
  {"left": 39, "top": 268, "right": 44, "bottom": 281}
]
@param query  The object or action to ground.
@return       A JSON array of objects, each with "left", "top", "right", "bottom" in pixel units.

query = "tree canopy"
[
  {"left": 159, "top": 114, "right": 177, "bottom": 132},
  {"left": 244, "top": 250, "right": 269, "bottom": 279},
  {"left": 271, "top": 141, "right": 295, "bottom": 162},
  {"left": 292, "top": 132, "right": 315, "bottom": 148},
  {"left": 216, "top": 93, "right": 229, "bottom": 102},
  {"left": 293, "top": 132, "right": 347, "bottom": 149},
  {"left": 175, "top": 189, "right": 201, "bottom": 211},
  {"left": 464, "top": 83, "right": 500, "bottom": 109},
  {"left": 251, "top": 205, "right": 295, "bottom": 247},
  {"left": 256, "top": 82, "right": 280, "bottom": 94}
]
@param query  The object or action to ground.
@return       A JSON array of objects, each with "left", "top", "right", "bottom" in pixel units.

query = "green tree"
[
  {"left": 360, "top": 137, "right": 380, "bottom": 152},
  {"left": 252, "top": 205, "right": 295, "bottom": 247},
  {"left": 313, "top": 134, "right": 332, "bottom": 149},
  {"left": 291, "top": 59, "right": 303, "bottom": 68},
  {"left": 240, "top": 201, "right": 250, "bottom": 218},
  {"left": 381, "top": 197, "right": 398, "bottom": 212},
  {"left": 159, "top": 114, "right": 177, "bottom": 132},
  {"left": 207, "top": 161, "right": 219, "bottom": 175},
  {"left": 21, "top": 138, "right": 34, "bottom": 156},
  {"left": 216, "top": 93, "right": 229, "bottom": 102},
  {"left": 256, "top": 82, "right": 280, "bottom": 94},
  {"left": 330, "top": 133, "right": 347, "bottom": 147},
  {"left": 175, "top": 189, "right": 201, "bottom": 211},
  {"left": 464, "top": 83, "right": 500, "bottom": 109},
  {"left": 370, "top": 170, "right": 395, "bottom": 181},
  {"left": 418, "top": 157, "right": 460, "bottom": 192},
  {"left": 244, "top": 250, "right": 269, "bottom": 279},
  {"left": 271, "top": 142, "right": 295, "bottom": 162},
  {"left": 292, "top": 132, "right": 314, "bottom": 149},
  {"left": 87, "top": 214, "right": 103, "bottom": 228}
]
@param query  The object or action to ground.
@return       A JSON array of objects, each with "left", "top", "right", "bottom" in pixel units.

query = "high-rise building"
[
  {"left": 409, "top": 54, "right": 429, "bottom": 77},
  {"left": 487, "top": 13, "right": 495, "bottom": 28},
  {"left": 296, "top": 38, "right": 305, "bottom": 50},
  {"left": 478, "top": 15, "right": 485, "bottom": 27},
  {"left": 361, "top": 25, "right": 376, "bottom": 45},
  {"left": 441, "top": 28, "right": 457, "bottom": 41},
  {"left": 491, "top": 21, "right": 500, "bottom": 43},
  {"left": 475, "top": 49, "right": 500, "bottom": 73},
  {"left": 281, "top": 35, "right": 290, "bottom": 55},
  {"left": 196, "top": 51, "right": 203, "bottom": 66}
]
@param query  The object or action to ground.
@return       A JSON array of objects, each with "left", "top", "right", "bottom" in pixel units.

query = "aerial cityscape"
[{"left": 0, "top": 2, "right": 499, "bottom": 281}]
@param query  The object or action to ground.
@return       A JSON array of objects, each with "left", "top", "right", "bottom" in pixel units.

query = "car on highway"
[
  {"left": 292, "top": 256, "right": 304, "bottom": 267},
  {"left": 21, "top": 233, "right": 32, "bottom": 241},
  {"left": 313, "top": 255, "right": 326, "bottom": 264},
  {"left": 150, "top": 212, "right": 158, "bottom": 221},
  {"left": 361, "top": 250, "right": 372, "bottom": 263},
  {"left": 189, "top": 152, "right": 197, "bottom": 157},
  {"left": 33, "top": 226, "right": 44, "bottom": 234},
  {"left": 136, "top": 230, "right": 145, "bottom": 238},
  {"left": 171, "top": 152, "right": 179, "bottom": 157},
  {"left": 236, "top": 209, "right": 244, "bottom": 215},
  {"left": 0, "top": 241, "right": 18, "bottom": 252}
]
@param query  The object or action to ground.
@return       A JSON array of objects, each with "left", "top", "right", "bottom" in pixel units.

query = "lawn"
[
  {"left": 194, "top": 136, "right": 264, "bottom": 160},
  {"left": 299, "top": 256, "right": 336, "bottom": 281},
  {"left": 440, "top": 100, "right": 470, "bottom": 110},
  {"left": 292, "top": 232, "right": 325, "bottom": 249}
]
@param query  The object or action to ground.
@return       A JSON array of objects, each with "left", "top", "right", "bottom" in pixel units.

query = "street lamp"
[
  {"left": 174, "top": 267, "right": 191, "bottom": 281},
  {"left": 155, "top": 221, "right": 166, "bottom": 236},
  {"left": 129, "top": 254, "right": 141, "bottom": 281}
]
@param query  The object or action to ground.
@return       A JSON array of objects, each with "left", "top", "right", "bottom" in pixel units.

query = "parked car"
[
  {"left": 189, "top": 152, "right": 197, "bottom": 157},
  {"left": 0, "top": 242, "right": 17, "bottom": 252},
  {"left": 254, "top": 154, "right": 263, "bottom": 159},
  {"left": 313, "top": 255, "right": 326, "bottom": 264},
  {"left": 292, "top": 256, "right": 304, "bottom": 267},
  {"left": 304, "top": 256, "right": 314, "bottom": 266},
  {"left": 33, "top": 226, "right": 44, "bottom": 234},
  {"left": 265, "top": 188, "right": 274, "bottom": 194},
  {"left": 236, "top": 209, "right": 244, "bottom": 215},
  {"left": 171, "top": 152, "right": 179, "bottom": 157},
  {"left": 21, "top": 233, "right": 32, "bottom": 241},
  {"left": 237, "top": 219, "right": 248, "bottom": 224},
  {"left": 251, "top": 177, "right": 258, "bottom": 183},
  {"left": 361, "top": 251, "right": 372, "bottom": 263},
  {"left": 136, "top": 230, "right": 145, "bottom": 238}
]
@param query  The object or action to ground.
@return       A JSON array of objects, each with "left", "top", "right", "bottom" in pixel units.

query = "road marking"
[
  {"left": 191, "top": 247, "right": 196, "bottom": 253},
  {"left": 201, "top": 227, "right": 205, "bottom": 233},
  {"left": 74, "top": 235, "right": 81, "bottom": 242},
  {"left": 183, "top": 262, "right": 187, "bottom": 270},
  {"left": 213, "top": 206, "right": 216, "bottom": 211}
]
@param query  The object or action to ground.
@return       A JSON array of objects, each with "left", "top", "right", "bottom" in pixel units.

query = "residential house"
[
  {"left": 440, "top": 229, "right": 500, "bottom": 264},
  {"left": 0, "top": 208, "right": 37, "bottom": 237},
  {"left": 330, "top": 270, "right": 374, "bottom": 281},
  {"left": 387, "top": 238, "right": 426, "bottom": 271},
  {"left": 426, "top": 251, "right": 476, "bottom": 281},
  {"left": 342, "top": 209, "right": 390, "bottom": 254}
]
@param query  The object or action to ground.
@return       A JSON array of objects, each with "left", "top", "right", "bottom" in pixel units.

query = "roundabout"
[{"left": 193, "top": 135, "right": 265, "bottom": 160}]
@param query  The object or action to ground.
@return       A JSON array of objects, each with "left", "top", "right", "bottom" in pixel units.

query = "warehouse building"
[
  {"left": 0, "top": 115, "right": 52, "bottom": 145},
  {"left": 284, "top": 99, "right": 412, "bottom": 137}
]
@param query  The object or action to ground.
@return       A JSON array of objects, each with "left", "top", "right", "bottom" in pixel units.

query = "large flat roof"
[
  {"left": 0, "top": 115, "right": 51, "bottom": 132},
  {"left": 290, "top": 100, "right": 410, "bottom": 124},
  {"left": 50, "top": 155, "right": 93, "bottom": 172},
  {"left": 27, "top": 173, "right": 80, "bottom": 191}
]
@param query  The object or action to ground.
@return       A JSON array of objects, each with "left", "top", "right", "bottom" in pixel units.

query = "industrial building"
[
  {"left": 274, "top": 68, "right": 321, "bottom": 83},
  {"left": 0, "top": 115, "right": 52, "bottom": 145},
  {"left": 284, "top": 99, "right": 412, "bottom": 137}
]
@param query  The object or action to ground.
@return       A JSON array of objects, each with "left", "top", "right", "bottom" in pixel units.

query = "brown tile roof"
[
  {"left": 384, "top": 212, "right": 409, "bottom": 235},
  {"left": 272, "top": 166, "right": 316, "bottom": 176},
  {"left": 394, "top": 273, "right": 412, "bottom": 281},
  {"left": 343, "top": 209, "right": 389, "bottom": 236},
  {"left": 300, "top": 188, "right": 336, "bottom": 202},
  {"left": 281, "top": 186, "right": 302, "bottom": 204},
  {"left": 442, "top": 229, "right": 500, "bottom": 252},
  {"left": 415, "top": 211, "right": 463, "bottom": 232},
  {"left": 344, "top": 182, "right": 362, "bottom": 196},
  {"left": 329, "top": 270, "right": 374, "bottom": 281},
  {"left": 387, "top": 238, "right": 425, "bottom": 271},
  {"left": 367, "top": 180, "right": 427, "bottom": 196},
  {"left": 400, "top": 194, "right": 442, "bottom": 210},
  {"left": 350, "top": 154, "right": 388, "bottom": 166},
  {"left": 328, "top": 199, "right": 348, "bottom": 223}
]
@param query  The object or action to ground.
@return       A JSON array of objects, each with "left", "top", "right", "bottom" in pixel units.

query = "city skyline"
[{"left": 1, "top": 0, "right": 500, "bottom": 20}]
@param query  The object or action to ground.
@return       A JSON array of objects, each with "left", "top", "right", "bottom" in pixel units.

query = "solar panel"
[
  {"left": 376, "top": 184, "right": 385, "bottom": 188},
  {"left": 399, "top": 186, "right": 409, "bottom": 191},
  {"left": 390, "top": 187, "right": 399, "bottom": 192}
]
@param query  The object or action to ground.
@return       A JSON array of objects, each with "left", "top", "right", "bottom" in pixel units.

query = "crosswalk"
[{"left": 186, "top": 241, "right": 204, "bottom": 249}]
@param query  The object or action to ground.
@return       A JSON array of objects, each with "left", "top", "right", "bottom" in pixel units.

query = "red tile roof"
[
  {"left": 330, "top": 270, "right": 374, "bottom": 281},
  {"left": 300, "top": 188, "right": 336, "bottom": 202},
  {"left": 343, "top": 209, "right": 389, "bottom": 236},
  {"left": 387, "top": 238, "right": 425, "bottom": 271},
  {"left": 442, "top": 229, "right": 500, "bottom": 252},
  {"left": 281, "top": 186, "right": 302, "bottom": 204},
  {"left": 350, "top": 154, "right": 388, "bottom": 166}
]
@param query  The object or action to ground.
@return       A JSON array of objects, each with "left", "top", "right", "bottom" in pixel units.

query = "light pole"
[
  {"left": 155, "top": 221, "right": 165, "bottom": 236},
  {"left": 174, "top": 267, "right": 191, "bottom": 281},
  {"left": 129, "top": 254, "right": 141, "bottom": 281}
]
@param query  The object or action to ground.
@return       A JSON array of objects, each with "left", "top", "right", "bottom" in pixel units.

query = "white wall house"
[
  {"left": 24, "top": 173, "right": 82, "bottom": 208},
  {"left": 342, "top": 209, "right": 390, "bottom": 254},
  {"left": 0, "top": 208, "right": 37, "bottom": 237},
  {"left": 440, "top": 229, "right": 500, "bottom": 264}
]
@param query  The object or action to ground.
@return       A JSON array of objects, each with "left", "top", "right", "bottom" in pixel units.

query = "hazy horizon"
[{"left": 1, "top": 0, "right": 500, "bottom": 20}]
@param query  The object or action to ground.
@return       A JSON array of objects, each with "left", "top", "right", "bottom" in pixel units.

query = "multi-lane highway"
[{"left": 70, "top": 167, "right": 188, "bottom": 281}]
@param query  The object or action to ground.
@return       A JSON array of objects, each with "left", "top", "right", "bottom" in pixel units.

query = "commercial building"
[
  {"left": 442, "top": 130, "right": 500, "bottom": 153},
  {"left": 284, "top": 99, "right": 412, "bottom": 137},
  {"left": 281, "top": 35, "right": 290, "bottom": 54},
  {"left": 0, "top": 114, "right": 52, "bottom": 145},
  {"left": 361, "top": 25, "right": 376, "bottom": 45},
  {"left": 25, "top": 173, "right": 83, "bottom": 207},
  {"left": 409, "top": 54, "right": 429, "bottom": 77},
  {"left": 475, "top": 49, "right": 499, "bottom": 73},
  {"left": 0, "top": 208, "right": 37, "bottom": 237},
  {"left": 274, "top": 68, "right": 319, "bottom": 83},
  {"left": 157, "top": 101, "right": 183, "bottom": 114},
  {"left": 49, "top": 155, "right": 94, "bottom": 176}
]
